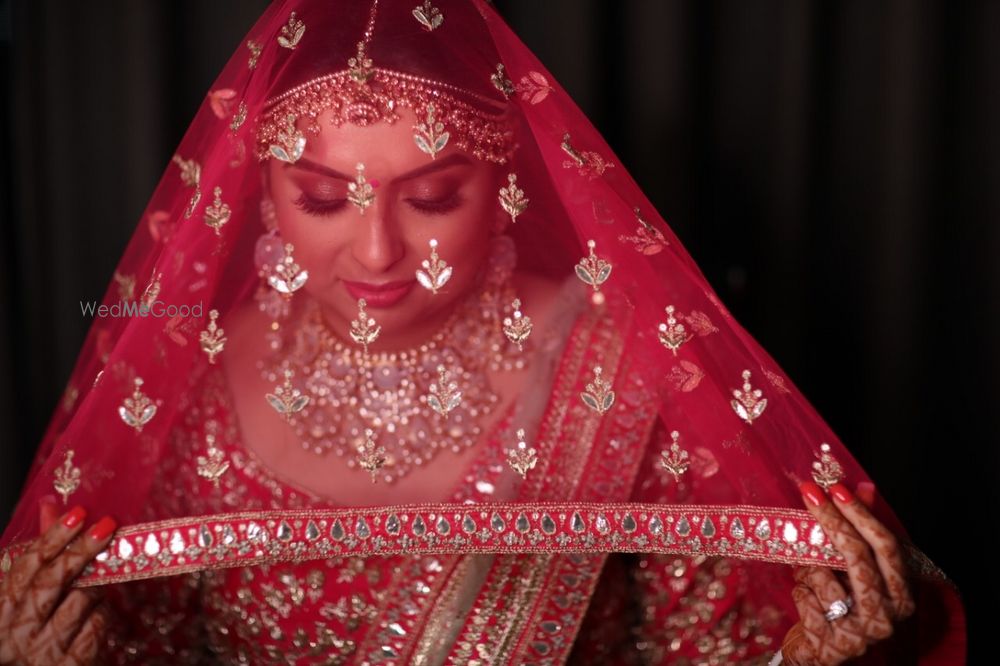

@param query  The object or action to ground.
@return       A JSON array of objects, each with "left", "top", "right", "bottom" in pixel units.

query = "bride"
[{"left": 0, "top": 1, "right": 963, "bottom": 664}]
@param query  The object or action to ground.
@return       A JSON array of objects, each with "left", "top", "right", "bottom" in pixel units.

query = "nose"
[{"left": 350, "top": 199, "right": 404, "bottom": 275}]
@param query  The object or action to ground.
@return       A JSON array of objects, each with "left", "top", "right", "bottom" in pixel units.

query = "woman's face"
[{"left": 267, "top": 107, "right": 503, "bottom": 348}]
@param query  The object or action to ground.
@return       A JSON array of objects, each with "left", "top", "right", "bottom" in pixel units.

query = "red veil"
[{"left": 0, "top": 1, "right": 964, "bottom": 663}]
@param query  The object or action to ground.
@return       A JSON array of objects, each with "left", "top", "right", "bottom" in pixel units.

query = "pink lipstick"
[{"left": 342, "top": 279, "right": 415, "bottom": 307}]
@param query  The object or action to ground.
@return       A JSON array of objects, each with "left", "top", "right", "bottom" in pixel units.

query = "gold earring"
[
  {"left": 348, "top": 162, "right": 375, "bottom": 213},
  {"left": 416, "top": 239, "right": 453, "bottom": 294}
]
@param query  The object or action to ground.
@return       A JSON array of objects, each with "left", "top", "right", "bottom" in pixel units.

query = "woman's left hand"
[{"left": 780, "top": 482, "right": 916, "bottom": 665}]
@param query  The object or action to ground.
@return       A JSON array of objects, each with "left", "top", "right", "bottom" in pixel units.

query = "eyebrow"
[{"left": 285, "top": 153, "right": 473, "bottom": 182}]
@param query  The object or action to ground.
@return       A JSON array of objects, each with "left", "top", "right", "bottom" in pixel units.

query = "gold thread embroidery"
[
  {"left": 811, "top": 443, "right": 845, "bottom": 491},
  {"left": 505, "top": 429, "right": 538, "bottom": 478},
  {"left": 229, "top": 100, "right": 247, "bottom": 132},
  {"left": 119, "top": 377, "right": 156, "bottom": 433},
  {"left": 657, "top": 305, "right": 691, "bottom": 355},
  {"left": 199, "top": 309, "right": 227, "bottom": 364},
  {"left": 498, "top": 172, "right": 528, "bottom": 222},
  {"left": 265, "top": 368, "right": 310, "bottom": 422},
  {"left": 171, "top": 154, "right": 201, "bottom": 188},
  {"left": 491, "top": 63, "right": 514, "bottom": 98},
  {"left": 357, "top": 428, "right": 386, "bottom": 483},
  {"left": 658, "top": 430, "right": 690, "bottom": 482},
  {"left": 197, "top": 433, "right": 230, "bottom": 488},
  {"left": 349, "top": 298, "right": 381, "bottom": 354},
  {"left": 580, "top": 365, "right": 615, "bottom": 414},
  {"left": 413, "top": 102, "right": 450, "bottom": 159},
  {"left": 731, "top": 370, "right": 767, "bottom": 425},
  {"left": 347, "top": 162, "right": 375, "bottom": 213},
  {"left": 412, "top": 1, "right": 443, "bottom": 31},
  {"left": 246, "top": 39, "right": 262, "bottom": 69},
  {"left": 502, "top": 298, "right": 532, "bottom": 350},
  {"left": 53, "top": 450, "right": 81, "bottom": 504},
  {"left": 277, "top": 12, "right": 305, "bottom": 50},
  {"left": 203, "top": 186, "right": 231, "bottom": 236},
  {"left": 415, "top": 239, "right": 453, "bottom": 294},
  {"left": 427, "top": 365, "right": 462, "bottom": 417}
]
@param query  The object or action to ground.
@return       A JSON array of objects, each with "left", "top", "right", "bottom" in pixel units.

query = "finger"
[
  {"left": 59, "top": 603, "right": 109, "bottom": 666},
  {"left": 856, "top": 481, "right": 876, "bottom": 509},
  {"left": 800, "top": 482, "right": 894, "bottom": 642},
  {"left": 831, "top": 483, "right": 916, "bottom": 620},
  {"left": 40, "top": 495, "right": 60, "bottom": 534},
  {"left": 0, "top": 505, "right": 87, "bottom": 631},
  {"left": 799, "top": 566, "right": 868, "bottom": 657},
  {"left": 17, "top": 516, "right": 117, "bottom": 626},
  {"left": 36, "top": 588, "right": 103, "bottom": 653},
  {"left": 788, "top": 582, "right": 827, "bottom": 659}
]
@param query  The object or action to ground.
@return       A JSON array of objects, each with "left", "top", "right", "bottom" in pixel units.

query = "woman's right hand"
[{"left": 0, "top": 498, "right": 116, "bottom": 665}]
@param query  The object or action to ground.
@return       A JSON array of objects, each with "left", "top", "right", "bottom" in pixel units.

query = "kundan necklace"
[{"left": 258, "top": 236, "right": 529, "bottom": 484}]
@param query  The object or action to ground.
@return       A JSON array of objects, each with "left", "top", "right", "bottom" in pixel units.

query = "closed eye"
[{"left": 293, "top": 193, "right": 347, "bottom": 216}]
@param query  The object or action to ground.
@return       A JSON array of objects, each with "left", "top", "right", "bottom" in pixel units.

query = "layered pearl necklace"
[{"left": 259, "top": 238, "right": 528, "bottom": 484}]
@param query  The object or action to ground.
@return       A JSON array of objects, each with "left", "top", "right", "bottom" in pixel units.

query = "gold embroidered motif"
[
  {"left": 184, "top": 188, "right": 202, "bottom": 219},
  {"left": 561, "top": 133, "right": 614, "bottom": 177},
  {"left": 141, "top": 271, "right": 162, "bottom": 309},
  {"left": 658, "top": 430, "right": 690, "bottom": 482},
  {"left": 348, "top": 41, "right": 374, "bottom": 83},
  {"left": 269, "top": 114, "right": 306, "bottom": 164},
  {"left": 811, "top": 443, "right": 845, "bottom": 490},
  {"left": 764, "top": 368, "right": 792, "bottom": 394},
  {"left": 199, "top": 309, "right": 227, "bottom": 364},
  {"left": 229, "top": 101, "right": 247, "bottom": 132},
  {"left": 427, "top": 365, "right": 462, "bottom": 417},
  {"left": 266, "top": 243, "right": 309, "bottom": 296},
  {"left": 357, "top": 428, "right": 386, "bottom": 483},
  {"left": 246, "top": 39, "right": 262, "bottom": 69},
  {"left": 657, "top": 305, "right": 691, "bottom": 355},
  {"left": 491, "top": 63, "right": 514, "bottom": 98},
  {"left": 204, "top": 186, "right": 231, "bottom": 236},
  {"left": 119, "top": 377, "right": 156, "bottom": 433},
  {"left": 619, "top": 207, "right": 668, "bottom": 255},
  {"left": 581, "top": 365, "right": 615, "bottom": 414},
  {"left": 277, "top": 12, "right": 305, "bottom": 50},
  {"left": 517, "top": 71, "right": 553, "bottom": 105},
  {"left": 502, "top": 298, "right": 532, "bottom": 350},
  {"left": 412, "top": 1, "right": 443, "bottom": 31},
  {"left": 575, "top": 240, "right": 612, "bottom": 302},
  {"left": 0, "top": 550, "right": 10, "bottom": 574},
  {"left": 413, "top": 102, "right": 450, "bottom": 159},
  {"left": 53, "top": 450, "right": 81, "bottom": 504},
  {"left": 347, "top": 162, "right": 375, "bottom": 213},
  {"left": 265, "top": 368, "right": 310, "bottom": 422},
  {"left": 415, "top": 238, "right": 453, "bottom": 294},
  {"left": 498, "top": 172, "right": 528, "bottom": 222},
  {"left": 196, "top": 433, "right": 230, "bottom": 488},
  {"left": 667, "top": 359, "right": 705, "bottom": 392},
  {"left": 731, "top": 370, "right": 767, "bottom": 424},
  {"left": 349, "top": 298, "right": 381, "bottom": 354},
  {"left": 113, "top": 271, "right": 135, "bottom": 302},
  {"left": 171, "top": 154, "right": 201, "bottom": 187},
  {"left": 506, "top": 428, "right": 538, "bottom": 478}
]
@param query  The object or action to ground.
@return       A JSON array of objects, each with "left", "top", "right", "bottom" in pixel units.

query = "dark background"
[{"left": 1, "top": 0, "right": 994, "bottom": 660}]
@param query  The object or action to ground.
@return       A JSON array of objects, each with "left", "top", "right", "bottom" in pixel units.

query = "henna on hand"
[
  {"left": 0, "top": 505, "right": 116, "bottom": 666},
  {"left": 780, "top": 481, "right": 916, "bottom": 665}
]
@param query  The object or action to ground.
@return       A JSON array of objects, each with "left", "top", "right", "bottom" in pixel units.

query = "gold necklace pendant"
[{"left": 261, "top": 240, "right": 530, "bottom": 483}]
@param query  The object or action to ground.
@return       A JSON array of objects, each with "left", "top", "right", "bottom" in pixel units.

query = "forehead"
[{"left": 295, "top": 106, "right": 469, "bottom": 176}]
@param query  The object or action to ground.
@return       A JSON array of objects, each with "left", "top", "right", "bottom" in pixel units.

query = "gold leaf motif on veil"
[
  {"left": 491, "top": 63, "right": 515, "bottom": 99},
  {"left": 265, "top": 368, "right": 310, "bottom": 422},
  {"left": 498, "top": 173, "right": 528, "bottom": 222},
  {"left": 427, "top": 365, "right": 462, "bottom": 417},
  {"left": 575, "top": 240, "right": 612, "bottom": 294},
  {"left": 119, "top": 377, "right": 157, "bottom": 433},
  {"left": 412, "top": 1, "right": 444, "bottom": 31},
  {"left": 229, "top": 101, "right": 248, "bottom": 132},
  {"left": 580, "top": 365, "right": 615, "bottom": 414},
  {"left": 517, "top": 71, "right": 553, "bottom": 105},
  {"left": 204, "top": 187, "right": 231, "bottom": 236},
  {"left": 277, "top": 12, "right": 306, "bottom": 50},
  {"left": 561, "top": 133, "right": 615, "bottom": 178},
  {"left": 246, "top": 40, "right": 262, "bottom": 69},
  {"left": 196, "top": 433, "right": 230, "bottom": 488},
  {"left": 413, "top": 103, "right": 450, "bottom": 159},
  {"left": 730, "top": 370, "right": 767, "bottom": 424},
  {"left": 658, "top": 431, "right": 690, "bottom": 482},
  {"left": 171, "top": 155, "right": 201, "bottom": 188},
  {"left": 199, "top": 309, "right": 227, "bottom": 364},
  {"left": 811, "top": 443, "right": 845, "bottom": 491},
  {"left": 505, "top": 429, "right": 538, "bottom": 478},
  {"left": 53, "top": 450, "right": 81, "bottom": 504}
]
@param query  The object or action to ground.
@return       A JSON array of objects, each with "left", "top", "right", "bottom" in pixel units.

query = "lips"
[{"left": 342, "top": 279, "right": 416, "bottom": 307}]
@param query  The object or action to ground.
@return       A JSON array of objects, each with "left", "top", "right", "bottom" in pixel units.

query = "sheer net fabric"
[{"left": 0, "top": 0, "right": 961, "bottom": 663}]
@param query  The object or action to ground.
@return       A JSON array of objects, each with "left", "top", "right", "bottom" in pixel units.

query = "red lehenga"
[{"left": 0, "top": 0, "right": 965, "bottom": 663}]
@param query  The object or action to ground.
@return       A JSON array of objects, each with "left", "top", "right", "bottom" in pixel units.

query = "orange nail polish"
[
  {"left": 799, "top": 482, "right": 827, "bottom": 507},
  {"left": 62, "top": 506, "right": 86, "bottom": 529},
  {"left": 830, "top": 483, "right": 854, "bottom": 503},
  {"left": 87, "top": 516, "right": 117, "bottom": 541}
]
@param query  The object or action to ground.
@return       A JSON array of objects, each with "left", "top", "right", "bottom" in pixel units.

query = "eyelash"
[{"left": 292, "top": 192, "right": 464, "bottom": 217}]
